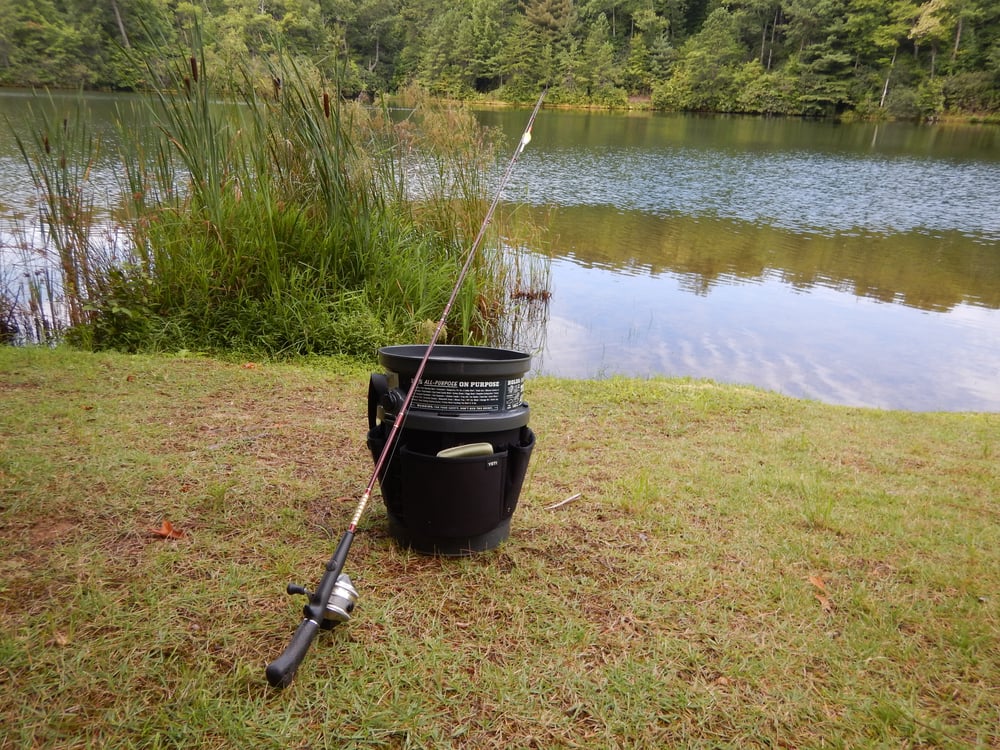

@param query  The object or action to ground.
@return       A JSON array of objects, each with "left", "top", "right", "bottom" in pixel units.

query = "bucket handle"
[{"left": 368, "top": 373, "right": 389, "bottom": 431}]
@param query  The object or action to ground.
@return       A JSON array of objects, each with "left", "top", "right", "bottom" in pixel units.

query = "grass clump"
[
  {"left": 5, "top": 39, "right": 544, "bottom": 356},
  {"left": 2, "top": 347, "right": 998, "bottom": 748}
]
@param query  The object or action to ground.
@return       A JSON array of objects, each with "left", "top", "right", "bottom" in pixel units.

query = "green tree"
[
  {"left": 723, "top": 0, "right": 783, "bottom": 69},
  {"left": 523, "top": 0, "right": 578, "bottom": 41},
  {"left": 0, "top": 0, "right": 95, "bottom": 85},
  {"left": 623, "top": 32, "right": 652, "bottom": 92},
  {"left": 790, "top": 14, "right": 856, "bottom": 115},
  {"left": 416, "top": 0, "right": 511, "bottom": 94},
  {"left": 578, "top": 13, "right": 625, "bottom": 102},
  {"left": 466, "top": 0, "right": 515, "bottom": 90},
  {"left": 498, "top": 0, "right": 578, "bottom": 96},
  {"left": 580, "top": 0, "right": 624, "bottom": 37},
  {"left": 873, "top": 0, "right": 918, "bottom": 109},
  {"left": 783, "top": 0, "right": 844, "bottom": 53},
  {"left": 278, "top": 0, "right": 329, "bottom": 56},
  {"left": 911, "top": 0, "right": 950, "bottom": 75},
  {"left": 346, "top": 0, "right": 404, "bottom": 90},
  {"left": 97, "top": 0, "right": 178, "bottom": 88},
  {"left": 733, "top": 58, "right": 799, "bottom": 112},
  {"left": 1, "top": 0, "right": 998, "bottom": 114},
  {"left": 418, "top": 2, "right": 475, "bottom": 94},
  {"left": 653, "top": 6, "right": 745, "bottom": 110},
  {"left": 630, "top": 5, "right": 668, "bottom": 43}
]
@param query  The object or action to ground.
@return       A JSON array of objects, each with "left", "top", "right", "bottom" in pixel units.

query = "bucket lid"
[{"left": 378, "top": 345, "right": 531, "bottom": 379}]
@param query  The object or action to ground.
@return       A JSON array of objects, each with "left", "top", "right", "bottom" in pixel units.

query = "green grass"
[{"left": 2, "top": 347, "right": 998, "bottom": 748}]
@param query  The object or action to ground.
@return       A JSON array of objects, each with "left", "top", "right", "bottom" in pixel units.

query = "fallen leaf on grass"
[
  {"left": 149, "top": 519, "right": 186, "bottom": 539},
  {"left": 809, "top": 575, "right": 834, "bottom": 613},
  {"left": 242, "top": 362, "right": 257, "bottom": 370}
]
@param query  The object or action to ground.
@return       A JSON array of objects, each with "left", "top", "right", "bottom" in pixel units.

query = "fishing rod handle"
[
  {"left": 265, "top": 616, "right": 320, "bottom": 688},
  {"left": 265, "top": 531, "right": 356, "bottom": 688}
]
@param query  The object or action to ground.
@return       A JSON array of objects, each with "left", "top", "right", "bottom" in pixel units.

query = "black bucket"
[{"left": 367, "top": 345, "right": 535, "bottom": 556}]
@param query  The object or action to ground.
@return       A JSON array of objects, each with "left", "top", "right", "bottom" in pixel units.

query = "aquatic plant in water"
[{"left": 3, "top": 41, "right": 550, "bottom": 356}]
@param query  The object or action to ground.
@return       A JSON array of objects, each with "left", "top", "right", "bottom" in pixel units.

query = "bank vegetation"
[
  {"left": 1, "top": 40, "right": 548, "bottom": 355},
  {"left": 1, "top": 0, "right": 999, "bottom": 119}
]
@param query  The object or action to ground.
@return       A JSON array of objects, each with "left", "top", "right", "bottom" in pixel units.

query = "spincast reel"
[{"left": 286, "top": 573, "right": 358, "bottom": 629}]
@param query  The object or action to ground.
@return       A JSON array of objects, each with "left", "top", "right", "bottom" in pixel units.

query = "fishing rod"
[{"left": 265, "top": 89, "right": 546, "bottom": 689}]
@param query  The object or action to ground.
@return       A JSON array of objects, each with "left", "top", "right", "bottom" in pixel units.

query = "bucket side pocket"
[
  {"left": 400, "top": 447, "right": 508, "bottom": 538},
  {"left": 502, "top": 426, "right": 535, "bottom": 518}
]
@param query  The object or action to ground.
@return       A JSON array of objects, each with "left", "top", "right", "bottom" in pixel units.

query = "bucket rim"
[{"left": 378, "top": 344, "right": 531, "bottom": 378}]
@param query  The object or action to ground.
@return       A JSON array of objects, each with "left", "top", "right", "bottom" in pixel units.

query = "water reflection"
[
  {"left": 538, "top": 205, "right": 1000, "bottom": 312},
  {"left": 534, "top": 257, "right": 1000, "bottom": 411},
  {"left": 474, "top": 109, "right": 1000, "bottom": 411},
  {"left": 507, "top": 146, "right": 1000, "bottom": 240}
]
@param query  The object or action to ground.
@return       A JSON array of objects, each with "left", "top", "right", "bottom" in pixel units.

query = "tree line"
[{"left": 1, "top": 0, "right": 998, "bottom": 117}]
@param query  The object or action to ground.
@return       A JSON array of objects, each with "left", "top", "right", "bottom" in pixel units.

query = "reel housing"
[{"left": 285, "top": 573, "right": 359, "bottom": 630}]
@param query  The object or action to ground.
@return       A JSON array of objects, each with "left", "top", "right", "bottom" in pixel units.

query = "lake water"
[
  {"left": 2, "top": 91, "right": 998, "bottom": 411},
  {"left": 475, "top": 108, "right": 1000, "bottom": 412}
]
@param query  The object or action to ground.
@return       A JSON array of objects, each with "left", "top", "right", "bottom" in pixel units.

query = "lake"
[
  {"left": 475, "top": 108, "right": 1000, "bottom": 412},
  {"left": 2, "top": 90, "right": 998, "bottom": 412}
]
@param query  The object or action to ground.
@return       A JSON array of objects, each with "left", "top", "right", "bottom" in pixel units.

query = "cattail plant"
[
  {"left": 8, "top": 31, "right": 550, "bottom": 356},
  {"left": 12, "top": 97, "right": 102, "bottom": 335}
]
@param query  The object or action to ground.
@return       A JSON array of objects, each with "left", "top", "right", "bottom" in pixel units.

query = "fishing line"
[
  {"left": 350, "top": 88, "right": 546, "bottom": 535},
  {"left": 265, "top": 89, "right": 546, "bottom": 688}
]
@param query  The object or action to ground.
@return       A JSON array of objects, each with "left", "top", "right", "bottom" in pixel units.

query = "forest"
[{"left": 1, "top": 0, "right": 998, "bottom": 117}]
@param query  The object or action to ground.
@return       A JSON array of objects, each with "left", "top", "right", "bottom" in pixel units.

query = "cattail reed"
[{"left": 7, "top": 39, "right": 550, "bottom": 356}]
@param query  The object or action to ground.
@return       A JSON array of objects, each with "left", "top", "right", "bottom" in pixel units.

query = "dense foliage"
[
  {"left": 1, "top": 0, "right": 999, "bottom": 116},
  {"left": 6, "top": 45, "right": 542, "bottom": 355}
]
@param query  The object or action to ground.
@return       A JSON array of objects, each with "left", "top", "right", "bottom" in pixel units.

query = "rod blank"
[{"left": 264, "top": 90, "right": 546, "bottom": 688}]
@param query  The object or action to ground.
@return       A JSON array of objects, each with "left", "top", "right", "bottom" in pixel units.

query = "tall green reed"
[
  {"left": 10, "top": 95, "right": 103, "bottom": 339},
  {"left": 120, "top": 48, "right": 406, "bottom": 354},
  {"left": 386, "top": 84, "right": 551, "bottom": 347},
  {"left": 8, "top": 36, "right": 551, "bottom": 356}
]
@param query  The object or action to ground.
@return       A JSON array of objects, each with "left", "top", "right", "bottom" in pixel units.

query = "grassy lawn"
[{"left": 1, "top": 346, "right": 997, "bottom": 748}]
